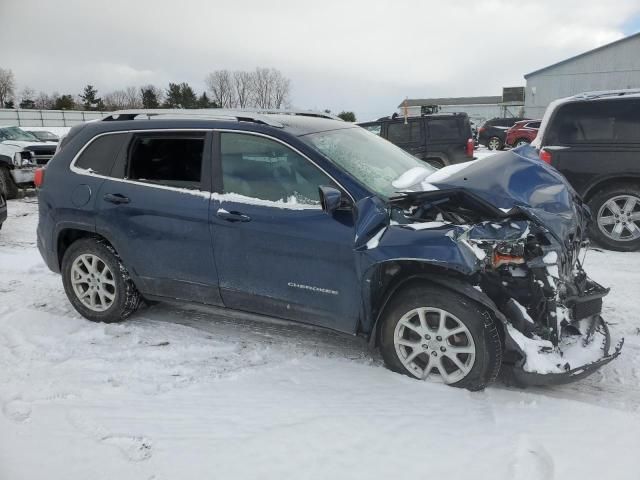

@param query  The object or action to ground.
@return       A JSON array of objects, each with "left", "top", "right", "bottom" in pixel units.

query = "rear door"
[
  {"left": 209, "top": 131, "right": 360, "bottom": 333},
  {"left": 95, "top": 130, "right": 222, "bottom": 304},
  {"left": 543, "top": 99, "right": 640, "bottom": 196}
]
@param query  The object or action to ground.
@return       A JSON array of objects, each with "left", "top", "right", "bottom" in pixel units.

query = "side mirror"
[{"left": 319, "top": 186, "right": 346, "bottom": 214}]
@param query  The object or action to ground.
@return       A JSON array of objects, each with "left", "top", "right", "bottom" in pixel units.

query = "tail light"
[
  {"left": 466, "top": 138, "right": 474, "bottom": 157},
  {"left": 539, "top": 149, "right": 552, "bottom": 164},
  {"left": 478, "top": 127, "right": 485, "bottom": 134},
  {"left": 34, "top": 168, "right": 45, "bottom": 188}
]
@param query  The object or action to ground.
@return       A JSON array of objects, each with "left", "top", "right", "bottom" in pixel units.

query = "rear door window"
[
  {"left": 126, "top": 133, "right": 205, "bottom": 190},
  {"left": 387, "top": 120, "right": 422, "bottom": 144},
  {"left": 549, "top": 99, "right": 640, "bottom": 144},
  {"left": 527, "top": 121, "right": 541, "bottom": 129},
  {"left": 428, "top": 118, "right": 460, "bottom": 140},
  {"left": 74, "top": 133, "right": 127, "bottom": 176}
]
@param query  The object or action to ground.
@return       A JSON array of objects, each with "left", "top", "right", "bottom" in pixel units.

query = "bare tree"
[
  {"left": 271, "top": 70, "right": 291, "bottom": 109},
  {"left": 251, "top": 67, "right": 272, "bottom": 109},
  {"left": 0, "top": 68, "right": 16, "bottom": 107},
  {"left": 19, "top": 86, "right": 36, "bottom": 109},
  {"left": 34, "top": 91, "right": 52, "bottom": 109},
  {"left": 124, "top": 86, "right": 142, "bottom": 108},
  {"left": 103, "top": 90, "right": 129, "bottom": 110},
  {"left": 232, "top": 70, "right": 253, "bottom": 108},
  {"left": 250, "top": 68, "right": 290, "bottom": 109},
  {"left": 205, "top": 70, "right": 235, "bottom": 108}
]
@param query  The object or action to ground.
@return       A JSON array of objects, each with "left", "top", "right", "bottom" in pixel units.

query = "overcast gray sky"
[{"left": 2, "top": 0, "right": 640, "bottom": 120}]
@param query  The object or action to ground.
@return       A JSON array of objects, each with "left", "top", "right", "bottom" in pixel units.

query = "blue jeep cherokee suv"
[{"left": 36, "top": 109, "right": 622, "bottom": 390}]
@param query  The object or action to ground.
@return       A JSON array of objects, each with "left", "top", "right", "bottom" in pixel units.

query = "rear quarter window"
[
  {"left": 548, "top": 99, "right": 640, "bottom": 144},
  {"left": 74, "top": 133, "right": 127, "bottom": 176},
  {"left": 387, "top": 121, "right": 422, "bottom": 144},
  {"left": 428, "top": 118, "right": 460, "bottom": 140}
]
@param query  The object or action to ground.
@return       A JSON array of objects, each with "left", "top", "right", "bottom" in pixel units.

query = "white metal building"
[
  {"left": 524, "top": 32, "right": 640, "bottom": 118},
  {"left": 397, "top": 92, "right": 524, "bottom": 126}
]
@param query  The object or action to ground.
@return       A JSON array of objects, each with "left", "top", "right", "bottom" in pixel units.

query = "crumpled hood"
[{"left": 420, "top": 146, "right": 588, "bottom": 244}]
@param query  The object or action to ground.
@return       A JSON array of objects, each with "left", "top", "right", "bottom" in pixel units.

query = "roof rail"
[
  {"left": 572, "top": 88, "right": 640, "bottom": 101},
  {"left": 101, "top": 108, "right": 342, "bottom": 127}
]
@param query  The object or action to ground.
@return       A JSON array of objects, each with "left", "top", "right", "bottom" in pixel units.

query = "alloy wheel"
[
  {"left": 393, "top": 307, "right": 476, "bottom": 383},
  {"left": 487, "top": 138, "right": 500, "bottom": 150},
  {"left": 597, "top": 194, "right": 640, "bottom": 242},
  {"left": 70, "top": 253, "right": 117, "bottom": 312}
]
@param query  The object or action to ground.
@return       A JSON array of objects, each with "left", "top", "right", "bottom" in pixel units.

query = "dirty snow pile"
[{"left": 1, "top": 198, "right": 640, "bottom": 480}]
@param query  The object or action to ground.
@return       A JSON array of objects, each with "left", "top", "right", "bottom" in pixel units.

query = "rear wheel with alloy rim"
[
  {"left": 379, "top": 283, "right": 502, "bottom": 390},
  {"left": 514, "top": 138, "right": 530, "bottom": 147},
  {"left": 487, "top": 137, "right": 502, "bottom": 150},
  {"left": 62, "top": 237, "right": 142, "bottom": 322},
  {"left": 588, "top": 183, "right": 640, "bottom": 252}
]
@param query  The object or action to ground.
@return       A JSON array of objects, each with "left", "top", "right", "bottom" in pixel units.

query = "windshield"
[
  {"left": 0, "top": 126, "right": 40, "bottom": 142},
  {"left": 303, "top": 127, "right": 434, "bottom": 198}
]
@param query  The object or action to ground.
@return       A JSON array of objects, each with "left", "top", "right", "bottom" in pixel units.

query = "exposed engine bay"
[{"left": 387, "top": 189, "right": 624, "bottom": 385}]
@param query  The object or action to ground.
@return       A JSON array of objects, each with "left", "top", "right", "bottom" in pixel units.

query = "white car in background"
[{"left": 0, "top": 125, "right": 58, "bottom": 199}]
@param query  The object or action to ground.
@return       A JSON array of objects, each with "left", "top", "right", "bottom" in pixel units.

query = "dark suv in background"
[
  {"left": 478, "top": 117, "right": 529, "bottom": 150},
  {"left": 358, "top": 113, "right": 474, "bottom": 168},
  {"left": 534, "top": 90, "right": 640, "bottom": 251}
]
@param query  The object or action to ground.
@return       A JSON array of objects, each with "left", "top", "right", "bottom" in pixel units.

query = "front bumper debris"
[
  {"left": 504, "top": 315, "right": 623, "bottom": 386},
  {"left": 11, "top": 167, "right": 36, "bottom": 185}
]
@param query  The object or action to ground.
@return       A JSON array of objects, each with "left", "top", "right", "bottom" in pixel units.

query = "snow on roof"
[{"left": 525, "top": 31, "right": 640, "bottom": 78}]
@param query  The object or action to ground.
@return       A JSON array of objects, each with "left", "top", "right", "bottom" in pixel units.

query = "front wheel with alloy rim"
[
  {"left": 588, "top": 183, "right": 640, "bottom": 252},
  {"left": 379, "top": 284, "right": 502, "bottom": 391},
  {"left": 62, "top": 238, "right": 142, "bottom": 322}
]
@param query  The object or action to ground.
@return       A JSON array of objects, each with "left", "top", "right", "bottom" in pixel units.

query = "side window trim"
[{"left": 212, "top": 129, "right": 354, "bottom": 204}]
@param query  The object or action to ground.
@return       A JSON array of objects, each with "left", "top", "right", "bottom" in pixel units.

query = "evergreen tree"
[
  {"left": 80, "top": 85, "right": 101, "bottom": 110},
  {"left": 141, "top": 86, "right": 160, "bottom": 108},
  {"left": 164, "top": 83, "right": 183, "bottom": 108},
  {"left": 197, "top": 92, "right": 211, "bottom": 108},
  {"left": 54, "top": 94, "right": 76, "bottom": 110},
  {"left": 180, "top": 83, "right": 197, "bottom": 109},
  {"left": 337, "top": 111, "right": 356, "bottom": 122},
  {"left": 4, "top": 100, "right": 15, "bottom": 109}
]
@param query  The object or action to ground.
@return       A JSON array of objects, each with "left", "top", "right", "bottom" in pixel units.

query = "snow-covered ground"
[{"left": 1, "top": 197, "right": 639, "bottom": 480}]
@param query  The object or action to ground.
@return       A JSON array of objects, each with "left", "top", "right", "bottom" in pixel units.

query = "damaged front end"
[{"left": 387, "top": 185, "right": 623, "bottom": 386}]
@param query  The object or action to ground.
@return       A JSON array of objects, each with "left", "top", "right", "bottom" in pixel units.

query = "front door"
[
  {"left": 210, "top": 131, "right": 360, "bottom": 332},
  {"left": 96, "top": 131, "right": 222, "bottom": 305}
]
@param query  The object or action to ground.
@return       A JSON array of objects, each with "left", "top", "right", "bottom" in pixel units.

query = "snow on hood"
[
  {"left": 393, "top": 162, "right": 476, "bottom": 193},
  {"left": 391, "top": 166, "right": 432, "bottom": 189}
]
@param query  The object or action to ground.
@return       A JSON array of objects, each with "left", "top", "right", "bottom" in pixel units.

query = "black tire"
[
  {"left": 487, "top": 136, "right": 503, "bottom": 151},
  {"left": 379, "top": 283, "right": 502, "bottom": 391},
  {"left": 61, "top": 237, "right": 142, "bottom": 323},
  {"left": 587, "top": 183, "right": 640, "bottom": 252},
  {"left": 513, "top": 138, "right": 530, "bottom": 147},
  {"left": 0, "top": 167, "right": 19, "bottom": 200}
]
